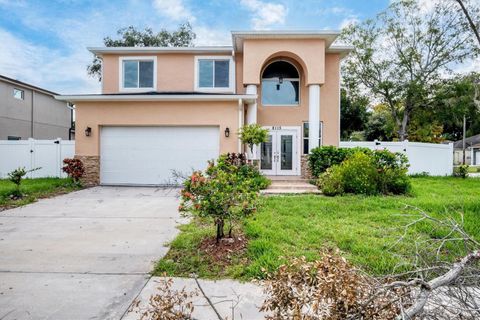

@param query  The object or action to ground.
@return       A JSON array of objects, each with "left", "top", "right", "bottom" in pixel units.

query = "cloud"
[
  {"left": 339, "top": 17, "right": 359, "bottom": 29},
  {"left": 314, "top": 5, "right": 359, "bottom": 30},
  {"left": 153, "top": 0, "right": 196, "bottom": 22},
  {"left": 240, "top": 0, "right": 287, "bottom": 29},
  {"left": 0, "top": 28, "right": 100, "bottom": 94},
  {"left": 194, "top": 26, "right": 231, "bottom": 46}
]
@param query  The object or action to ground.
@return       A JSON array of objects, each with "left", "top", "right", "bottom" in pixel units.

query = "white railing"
[
  {"left": 0, "top": 139, "right": 75, "bottom": 178},
  {"left": 339, "top": 140, "right": 454, "bottom": 176}
]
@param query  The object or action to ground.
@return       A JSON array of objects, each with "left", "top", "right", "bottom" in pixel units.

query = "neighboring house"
[
  {"left": 56, "top": 30, "right": 352, "bottom": 186},
  {"left": 0, "top": 75, "right": 74, "bottom": 140},
  {"left": 453, "top": 134, "right": 480, "bottom": 165}
]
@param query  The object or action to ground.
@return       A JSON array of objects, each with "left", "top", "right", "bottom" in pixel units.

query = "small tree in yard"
[
  {"left": 7, "top": 167, "right": 40, "bottom": 199},
  {"left": 179, "top": 160, "right": 259, "bottom": 243},
  {"left": 239, "top": 124, "right": 269, "bottom": 154}
]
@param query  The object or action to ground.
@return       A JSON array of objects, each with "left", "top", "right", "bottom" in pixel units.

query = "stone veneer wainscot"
[{"left": 75, "top": 155, "right": 100, "bottom": 186}]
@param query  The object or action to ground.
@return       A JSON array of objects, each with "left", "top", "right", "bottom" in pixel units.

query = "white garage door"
[{"left": 100, "top": 126, "right": 219, "bottom": 185}]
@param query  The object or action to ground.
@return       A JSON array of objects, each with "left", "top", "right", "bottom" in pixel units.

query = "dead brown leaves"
[{"left": 260, "top": 249, "right": 409, "bottom": 320}]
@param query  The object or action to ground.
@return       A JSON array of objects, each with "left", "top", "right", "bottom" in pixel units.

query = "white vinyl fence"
[
  {"left": 0, "top": 139, "right": 75, "bottom": 179},
  {"left": 339, "top": 140, "right": 454, "bottom": 176}
]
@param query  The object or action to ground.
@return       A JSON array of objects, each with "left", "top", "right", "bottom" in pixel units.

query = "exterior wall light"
[
  {"left": 85, "top": 127, "right": 92, "bottom": 137},
  {"left": 224, "top": 127, "right": 230, "bottom": 138}
]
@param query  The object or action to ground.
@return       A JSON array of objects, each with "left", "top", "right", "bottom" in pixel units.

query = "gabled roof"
[
  {"left": 0, "top": 74, "right": 58, "bottom": 96},
  {"left": 454, "top": 134, "right": 480, "bottom": 148}
]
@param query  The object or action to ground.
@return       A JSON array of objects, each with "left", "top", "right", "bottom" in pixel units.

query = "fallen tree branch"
[{"left": 399, "top": 250, "right": 480, "bottom": 319}]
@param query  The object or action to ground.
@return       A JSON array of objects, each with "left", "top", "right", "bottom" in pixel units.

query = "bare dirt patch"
[{"left": 199, "top": 234, "right": 248, "bottom": 266}]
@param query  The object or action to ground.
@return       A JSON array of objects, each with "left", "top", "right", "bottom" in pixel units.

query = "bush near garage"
[
  {"left": 62, "top": 158, "right": 85, "bottom": 184},
  {"left": 317, "top": 149, "right": 410, "bottom": 196}
]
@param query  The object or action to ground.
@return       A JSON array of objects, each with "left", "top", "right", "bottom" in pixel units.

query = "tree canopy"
[
  {"left": 87, "top": 23, "right": 196, "bottom": 81},
  {"left": 341, "top": 0, "right": 478, "bottom": 141}
]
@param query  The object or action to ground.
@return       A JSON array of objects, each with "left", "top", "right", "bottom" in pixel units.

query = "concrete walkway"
[
  {"left": 0, "top": 187, "right": 183, "bottom": 320},
  {"left": 123, "top": 277, "right": 267, "bottom": 320}
]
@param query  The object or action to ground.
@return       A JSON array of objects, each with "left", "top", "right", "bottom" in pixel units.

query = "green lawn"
[
  {"left": 0, "top": 178, "right": 81, "bottom": 210},
  {"left": 155, "top": 177, "right": 480, "bottom": 280}
]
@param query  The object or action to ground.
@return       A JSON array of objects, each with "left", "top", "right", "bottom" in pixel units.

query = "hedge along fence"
[{"left": 339, "top": 140, "right": 453, "bottom": 176}]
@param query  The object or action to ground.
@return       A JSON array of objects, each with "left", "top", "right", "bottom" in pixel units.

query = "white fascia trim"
[
  {"left": 89, "top": 46, "right": 233, "bottom": 55},
  {"left": 118, "top": 56, "right": 157, "bottom": 93},
  {"left": 326, "top": 45, "right": 354, "bottom": 59},
  {"left": 231, "top": 30, "right": 341, "bottom": 37},
  {"left": 232, "top": 30, "right": 341, "bottom": 52},
  {"left": 54, "top": 94, "right": 257, "bottom": 103},
  {"left": 194, "top": 55, "right": 235, "bottom": 93}
]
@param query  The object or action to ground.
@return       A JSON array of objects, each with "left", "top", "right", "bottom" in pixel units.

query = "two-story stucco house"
[
  {"left": 1, "top": 75, "right": 73, "bottom": 140},
  {"left": 56, "top": 31, "right": 351, "bottom": 186}
]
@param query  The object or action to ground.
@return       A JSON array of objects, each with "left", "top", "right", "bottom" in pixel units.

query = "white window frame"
[
  {"left": 302, "top": 121, "right": 323, "bottom": 155},
  {"left": 194, "top": 56, "right": 235, "bottom": 93},
  {"left": 13, "top": 88, "right": 24, "bottom": 100},
  {"left": 119, "top": 56, "right": 157, "bottom": 92}
]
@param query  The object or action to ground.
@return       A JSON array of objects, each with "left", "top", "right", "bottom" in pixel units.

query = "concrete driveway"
[{"left": 0, "top": 187, "right": 182, "bottom": 320}]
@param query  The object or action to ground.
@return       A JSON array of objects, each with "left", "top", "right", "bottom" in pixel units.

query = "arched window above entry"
[{"left": 261, "top": 61, "right": 300, "bottom": 106}]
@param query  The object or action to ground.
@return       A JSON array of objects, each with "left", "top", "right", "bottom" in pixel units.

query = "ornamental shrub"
[
  {"left": 454, "top": 165, "right": 469, "bottom": 178},
  {"left": 217, "top": 153, "right": 270, "bottom": 191},
  {"left": 308, "top": 146, "right": 371, "bottom": 178},
  {"left": 317, "top": 166, "right": 344, "bottom": 196},
  {"left": 7, "top": 167, "right": 41, "bottom": 199},
  {"left": 238, "top": 124, "right": 269, "bottom": 153},
  {"left": 340, "top": 152, "right": 379, "bottom": 195},
  {"left": 317, "top": 150, "right": 410, "bottom": 196},
  {"left": 179, "top": 157, "right": 260, "bottom": 242},
  {"left": 62, "top": 158, "right": 85, "bottom": 183}
]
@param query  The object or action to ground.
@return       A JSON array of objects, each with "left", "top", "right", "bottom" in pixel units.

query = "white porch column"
[
  {"left": 246, "top": 85, "right": 258, "bottom": 125},
  {"left": 308, "top": 84, "right": 320, "bottom": 152},
  {"left": 245, "top": 84, "right": 258, "bottom": 159}
]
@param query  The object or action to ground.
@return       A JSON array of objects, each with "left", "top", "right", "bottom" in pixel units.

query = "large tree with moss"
[{"left": 87, "top": 23, "right": 196, "bottom": 81}]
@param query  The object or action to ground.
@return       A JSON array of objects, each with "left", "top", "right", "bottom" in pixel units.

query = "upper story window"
[
  {"left": 13, "top": 88, "right": 24, "bottom": 100},
  {"left": 262, "top": 61, "right": 299, "bottom": 106},
  {"left": 120, "top": 56, "right": 156, "bottom": 91},
  {"left": 195, "top": 56, "right": 234, "bottom": 92}
]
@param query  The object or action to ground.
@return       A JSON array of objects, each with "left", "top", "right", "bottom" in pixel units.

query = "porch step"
[
  {"left": 261, "top": 189, "right": 321, "bottom": 195},
  {"left": 268, "top": 183, "right": 318, "bottom": 190},
  {"left": 262, "top": 179, "right": 321, "bottom": 195}
]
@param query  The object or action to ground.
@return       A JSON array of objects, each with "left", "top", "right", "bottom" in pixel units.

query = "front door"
[{"left": 260, "top": 127, "right": 300, "bottom": 176}]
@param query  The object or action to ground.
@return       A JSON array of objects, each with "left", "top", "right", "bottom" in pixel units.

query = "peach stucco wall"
[
  {"left": 102, "top": 53, "right": 235, "bottom": 94},
  {"left": 75, "top": 101, "right": 239, "bottom": 156},
  {"left": 255, "top": 53, "right": 340, "bottom": 147},
  {"left": 89, "top": 41, "right": 341, "bottom": 158},
  {"left": 242, "top": 39, "right": 326, "bottom": 85}
]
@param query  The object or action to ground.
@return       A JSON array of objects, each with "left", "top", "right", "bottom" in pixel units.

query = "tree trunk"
[
  {"left": 455, "top": 0, "right": 480, "bottom": 47},
  {"left": 399, "top": 109, "right": 410, "bottom": 141},
  {"left": 216, "top": 218, "right": 224, "bottom": 243}
]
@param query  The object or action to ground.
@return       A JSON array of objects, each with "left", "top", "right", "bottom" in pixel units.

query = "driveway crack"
[{"left": 194, "top": 276, "right": 224, "bottom": 320}]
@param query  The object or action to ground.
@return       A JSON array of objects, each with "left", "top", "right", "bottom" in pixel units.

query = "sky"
[{"left": 0, "top": 0, "right": 475, "bottom": 95}]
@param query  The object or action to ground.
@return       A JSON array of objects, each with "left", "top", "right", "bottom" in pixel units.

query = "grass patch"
[
  {"left": 0, "top": 177, "right": 82, "bottom": 210},
  {"left": 154, "top": 177, "right": 480, "bottom": 280}
]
